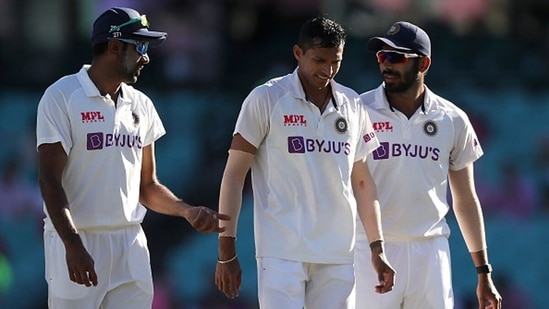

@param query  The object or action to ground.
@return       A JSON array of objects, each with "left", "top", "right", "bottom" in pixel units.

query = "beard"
[
  {"left": 383, "top": 62, "right": 420, "bottom": 93},
  {"left": 121, "top": 48, "right": 140, "bottom": 84}
]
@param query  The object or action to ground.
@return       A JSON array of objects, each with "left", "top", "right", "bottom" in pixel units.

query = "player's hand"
[
  {"left": 371, "top": 252, "right": 395, "bottom": 294},
  {"left": 476, "top": 275, "right": 502, "bottom": 309},
  {"left": 186, "top": 206, "right": 231, "bottom": 233},
  {"left": 215, "top": 256, "right": 242, "bottom": 299},
  {"left": 65, "top": 242, "right": 98, "bottom": 287}
]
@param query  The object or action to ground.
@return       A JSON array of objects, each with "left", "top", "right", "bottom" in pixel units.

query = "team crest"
[
  {"left": 335, "top": 117, "right": 348, "bottom": 133},
  {"left": 387, "top": 23, "right": 400, "bottom": 35},
  {"left": 132, "top": 112, "right": 140, "bottom": 126},
  {"left": 423, "top": 121, "right": 437, "bottom": 136}
]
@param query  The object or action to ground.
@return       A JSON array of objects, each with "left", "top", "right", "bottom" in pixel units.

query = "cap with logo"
[
  {"left": 91, "top": 7, "right": 167, "bottom": 47},
  {"left": 367, "top": 21, "right": 430, "bottom": 57}
]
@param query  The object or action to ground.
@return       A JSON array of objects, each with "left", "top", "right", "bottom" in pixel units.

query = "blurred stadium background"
[{"left": 0, "top": 0, "right": 548, "bottom": 308}]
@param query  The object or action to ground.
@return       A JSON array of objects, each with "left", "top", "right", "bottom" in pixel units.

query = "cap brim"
[
  {"left": 367, "top": 37, "right": 413, "bottom": 53},
  {"left": 129, "top": 29, "right": 167, "bottom": 46}
]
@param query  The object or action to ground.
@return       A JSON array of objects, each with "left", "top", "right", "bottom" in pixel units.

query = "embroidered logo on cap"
[{"left": 387, "top": 23, "right": 400, "bottom": 35}]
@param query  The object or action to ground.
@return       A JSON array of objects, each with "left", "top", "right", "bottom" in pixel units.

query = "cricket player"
[
  {"left": 36, "top": 7, "right": 228, "bottom": 308},
  {"left": 354, "top": 21, "right": 502, "bottom": 309},
  {"left": 214, "top": 16, "right": 395, "bottom": 309}
]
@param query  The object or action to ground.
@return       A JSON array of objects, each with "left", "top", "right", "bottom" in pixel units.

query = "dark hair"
[
  {"left": 297, "top": 17, "right": 346, "bottom": 52},
  {"left": 92, "top": 42, "right": 108, "bottom": 57},
  {"left": 92, "top": 40, "right": 130, "bottom": 58}
]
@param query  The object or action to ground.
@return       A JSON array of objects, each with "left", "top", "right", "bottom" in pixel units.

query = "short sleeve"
[
  {"left": 354, "top": 98, "right": 380, "bottom": 162},
  {"left": 449, "top": 112, "right": 483, "bottom": 171},
  {"left": 233, "top": 86, "right": 271, "bottom": 148},
  {"left": 36, "top": 86, "right": 72, "bottom": 154},
  {"left": 140, "top": 95, "right": 166, "bottom": 147}
]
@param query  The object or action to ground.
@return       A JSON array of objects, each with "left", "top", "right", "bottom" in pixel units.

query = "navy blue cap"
[
  {"left": 91, "top": 7, "right": 167, "bottom": 46},
  {"left": 367, "top": 21, "right": 430, "bottom": 57}
]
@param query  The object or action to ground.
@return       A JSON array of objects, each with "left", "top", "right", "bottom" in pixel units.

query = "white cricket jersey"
[
  {"left": 235, "top": 69, "right": 379, "bottom": 264},
  {"left": 36, "top": 65, "right": 166, "bottom": 230},
  {"left": 357, "top": 84, "right": 483, "bottom": 241}
]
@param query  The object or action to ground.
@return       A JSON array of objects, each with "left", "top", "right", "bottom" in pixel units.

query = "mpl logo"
[
  {"left": 372, "top": 121, "right": 393, "bottom": 132},
  {"left": 283, "top": 114, "right": 307, "bottom": 126},
  {"left": 81, "top": 111, "right": 105, "bottom": 123}
]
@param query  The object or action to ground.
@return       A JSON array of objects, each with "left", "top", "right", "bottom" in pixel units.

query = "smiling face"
[
  {"left": 293, "top": 17, "right": 347, "bottom": 92},
  {"left": 294, "top": 41, "right": 344, "bottom": 91}
]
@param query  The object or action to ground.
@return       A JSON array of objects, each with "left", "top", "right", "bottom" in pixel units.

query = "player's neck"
[
  {"left": 304, "top": 86, "right": 332, "bottom": 113},
  {"left": 386, "top": 90, "right": 425, "bottom": 119},
  {"left": 87, "top": 67, "right": 121, "bottom": 101}
]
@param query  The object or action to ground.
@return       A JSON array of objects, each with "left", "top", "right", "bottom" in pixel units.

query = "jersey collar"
[
  {"left": 289, "top": 68, "right": 342, "bottom": 110},
  {"left": 77, "top": 65, "right": 102, "bottom": 98},
  {"left": 375, "top": 83, "right": 435, "bottom": 114},
  {"left": 77, "top": 65, "right": 132, "bottom": 105}
]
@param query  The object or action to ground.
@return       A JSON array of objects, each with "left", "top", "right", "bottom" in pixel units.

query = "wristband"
[
  {"left": 217, "top": 254, "right": 237, "bottom": 264},
  {"left": 476, "top": 264, "right": 492, "bottom": 274}
]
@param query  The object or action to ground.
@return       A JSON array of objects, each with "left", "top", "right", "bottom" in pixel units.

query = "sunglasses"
[
  {"left": 109, "top": 15, "right": 149, "bottom": 34},
  {"left": 116, "top": 38, "right": 149, "bottom": 56},
  {"left": 376, "top": 50, "right": 420, "bottom": 64}
]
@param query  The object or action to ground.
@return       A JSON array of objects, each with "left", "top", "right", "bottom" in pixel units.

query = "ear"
[
  {"left": 107, "top": 39, "right": 123, "bottom": 55},
  {"left": 293, "top": 44, "right": 302, "bottom": 61},
  {"left": 419, "top": 56, "right": 431, "bottom": 73}
]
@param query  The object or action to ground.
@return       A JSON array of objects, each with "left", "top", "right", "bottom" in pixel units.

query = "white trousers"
[
  {"left": 257, "top": 257, "right": 355, "bottom": 309},
  {"left": 354, "top": 236, "right": 453, "bottom": 309},
  {"left": 44, "top": 225, "right": 153, "bottom": 309}
]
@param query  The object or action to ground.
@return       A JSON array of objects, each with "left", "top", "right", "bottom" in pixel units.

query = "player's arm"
[
  {"left": 38, "top": 142, "right": 98, "bottom": 287},
  {"left": 351, "top": 159, "right": 395, "bottom": 294},
  {"left": 139, "top": 142, "right": 230, "bottom": 233},
  {"left": 215, "top": 133, "right": 255, "bottom": 299},
  {"left": 449, "top": 164, "right": 502, "bottom": 308}
]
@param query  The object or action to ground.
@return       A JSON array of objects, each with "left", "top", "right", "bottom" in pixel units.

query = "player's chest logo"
[
  {"left": 132, "top": 112, "right": 140, "bottom": 127},
  {"left": 283, "top": 114, "right": 307, "bottom": 126},
  {"left": 423, "top": 120, "right": 438, "bottom": 136},
  {"left": 334, "top": 117, "right": 348, "bottom": 134},
  {"left": 81, "top": 111, "right": 105, "bottom": 123},
  {"left": 372, "top": 121, "right": 393, "bottom": 132}
]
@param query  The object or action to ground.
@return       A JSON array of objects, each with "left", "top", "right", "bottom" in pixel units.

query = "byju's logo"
[
  {"left": 363, "top": 132, "right": 376, "bottom": 143},
  {"left": 373, "top": 142, "right": 390, "bottom": 160},
  {"left": 81, "top": 111, "right": 105, "bottom": 123},
  {"left": 87, "top": 132, "right": 143, "bottom": 150},
  {"left": 287, "top": 136, "right": 350, "bottom": 155},
  {"left": 288, "top": 136, "right": 305, "bottom": 153},
  {"left": 372, "top": 142, "right": 440, "bottom": 161},
  {"left": 87, "top": 133, "right": 104, "bottom": 150}
]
